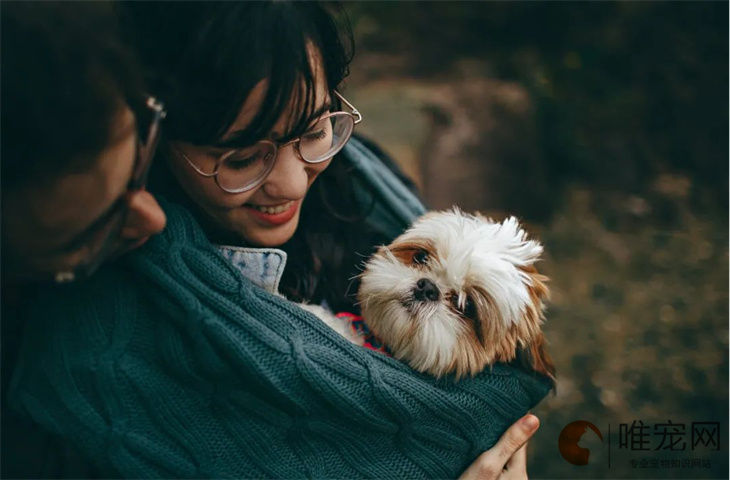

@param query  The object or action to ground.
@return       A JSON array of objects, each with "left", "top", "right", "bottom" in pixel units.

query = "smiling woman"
[{"left": 124, "top": 1, "right": 381, "bottom": 308}]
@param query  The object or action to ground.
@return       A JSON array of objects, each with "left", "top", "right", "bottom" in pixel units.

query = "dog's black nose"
[{"left": 414, "top": 278, "right": 440, "bottom": 302}]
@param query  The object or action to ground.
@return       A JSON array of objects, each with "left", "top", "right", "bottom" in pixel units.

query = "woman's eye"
[
  {"left": 413, "top": 250, "right": 429, "bottom": 265},
  {"left": 224, "top": 152, "right": 262, "bottom": 170},
  {"left": 225, "top": 157, "right": 256, "bottom": 170},
  {"left": 303, "top": 129, "right": 328, "bottom": 141}
]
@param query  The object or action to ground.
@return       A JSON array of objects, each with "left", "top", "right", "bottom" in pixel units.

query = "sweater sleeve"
[{"left": 9, "top": 200, "right": 552, "bottom": 479}]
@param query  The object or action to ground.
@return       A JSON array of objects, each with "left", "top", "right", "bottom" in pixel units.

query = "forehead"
[
  {"left": 221, "top": 48, "right": 330, "bottom": 142},
  {"left": 3, "top": 108, "right": 137, "bottom": 251}
]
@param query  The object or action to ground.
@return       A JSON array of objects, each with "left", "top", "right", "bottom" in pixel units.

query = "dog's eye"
[
  {"left": 452, "top": 295, "right": 478, "bottom": 321},
  {"left": 463, "top": 297, "right": 478, "bottom": 321},
  {"left": 413, "top": 250, "right": 429, "bottom": 265}
]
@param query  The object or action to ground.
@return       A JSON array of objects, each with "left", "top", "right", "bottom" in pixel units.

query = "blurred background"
[{"left": 342, "top": 2, "right": 728, "bottom": 479}]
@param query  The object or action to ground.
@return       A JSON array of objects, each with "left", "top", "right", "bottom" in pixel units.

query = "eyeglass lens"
[{"left": 217, "top": 113, "right": 354, "bottom": 192}]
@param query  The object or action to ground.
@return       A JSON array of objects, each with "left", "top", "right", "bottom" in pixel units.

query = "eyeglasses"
[
  {"left": 175, "top": 91, "right": 362, "bottom": 194},
  {"left": 53, "top": 96, "right": 166, "bottom": 283}
]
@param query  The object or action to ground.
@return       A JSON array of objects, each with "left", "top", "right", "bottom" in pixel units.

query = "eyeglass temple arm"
[
  {"left": 172, "top": 143, "right": 218, "bottom": 178},
  {"left": 145, "top": 96, "right": 166, "bottom": 135},
  {"left": 335, "top": 91, "right": 362, "bottom": 125}
]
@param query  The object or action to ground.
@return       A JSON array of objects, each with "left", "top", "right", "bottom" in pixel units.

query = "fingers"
[
  {"left": 504, "top": 442, "right": 528, "bottom": 477},
  {"left": 458, "top": 414, "right": 539, "bottom": 480},
  {"left": 493, "top": 414, "right": 539, "bottom": 465}
]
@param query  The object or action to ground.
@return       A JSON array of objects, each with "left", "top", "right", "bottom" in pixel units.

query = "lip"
[{"left": 244, "top": 200, "right": 300, "bottom": 226}]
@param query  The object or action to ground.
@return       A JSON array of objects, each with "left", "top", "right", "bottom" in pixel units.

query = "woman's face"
[{"left": 169, "top": 75, "right": 334, "bottom": 248}]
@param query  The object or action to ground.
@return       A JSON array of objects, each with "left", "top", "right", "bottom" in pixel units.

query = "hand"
[{"left": 458, "top": 414, "right": 540, "bottom": 480}]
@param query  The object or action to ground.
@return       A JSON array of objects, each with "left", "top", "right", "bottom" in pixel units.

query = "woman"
[
  {"left": 8, "top": 2, "right": 551, "bottom": 478},
  {"left": 126, "top": 0, "right": 413, "bottom": 313}
]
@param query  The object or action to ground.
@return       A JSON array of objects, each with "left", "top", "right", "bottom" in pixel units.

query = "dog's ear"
[
  {"left": 518, "top": 264, "right": 556, "bottom": 390},
  {"left": 517, "top": 333, "right": 557, "bottom": 391},
  {"left": 521, "top": 264, "right": 549, "bottom": 302}
]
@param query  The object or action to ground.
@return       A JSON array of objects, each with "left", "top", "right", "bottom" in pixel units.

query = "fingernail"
[{"left": 521, "top": 414, "right": 539, "bottom": 431}]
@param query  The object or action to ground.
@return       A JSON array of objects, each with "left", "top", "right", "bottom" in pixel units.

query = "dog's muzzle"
[{"left": 413, "top": 278, "right": 440, "bottom": 302}]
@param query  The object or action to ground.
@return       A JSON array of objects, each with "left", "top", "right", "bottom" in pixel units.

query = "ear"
[
  {"left": 518, "top": 333, "right": 557, "bottom": 391},
  {"left": 518, "top": 264, "right": 556, "bottom": 390}
]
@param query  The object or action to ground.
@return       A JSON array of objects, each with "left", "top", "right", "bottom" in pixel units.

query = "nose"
[
  {"left": 413, "top": 278, "right": 440, "bottom": 302},
  {"left": 260, "top": 144, "right": 313, "bottom": 200},
  {"left": 120, "top": 190, "right": 166, "bottom": 241}
]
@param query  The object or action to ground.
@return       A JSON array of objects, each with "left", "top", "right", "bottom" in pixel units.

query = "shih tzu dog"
[{"left": 304, "top": 209, "right": 555, "bottom": 383}]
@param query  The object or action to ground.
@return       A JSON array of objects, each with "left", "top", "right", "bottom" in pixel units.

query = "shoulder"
[
  {"left": 350, "top": 133, "right": 422, "bottom": 200},
  {"left": 340, "top": 135, "right": 428, "bottom": 240}
]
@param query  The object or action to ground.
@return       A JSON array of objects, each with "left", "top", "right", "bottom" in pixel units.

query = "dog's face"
[{"left": 358, "top": 209, "right": 555, "bottom": 381}]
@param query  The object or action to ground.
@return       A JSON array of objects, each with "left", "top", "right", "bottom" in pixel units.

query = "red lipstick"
[{"left": 244, "top": 200, "right": 299, "bottom": 226}]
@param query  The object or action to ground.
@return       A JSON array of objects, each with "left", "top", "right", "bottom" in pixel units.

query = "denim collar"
[{"left": 215, "top": 245, "right": 287, "bottom": 294}]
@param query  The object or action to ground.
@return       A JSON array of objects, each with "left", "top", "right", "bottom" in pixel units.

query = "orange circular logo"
[{"left": 558, "top": 420, "right": 604, "bottom": 466}]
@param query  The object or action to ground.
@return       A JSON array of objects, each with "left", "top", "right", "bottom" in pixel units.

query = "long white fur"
[
  {"left": 359, "top": 250, "right": 465, "bottom": 372},
  {"left": 392, "top": 208, "right": 542, "bottom": 328},
  {"left": 303, "top": 208, "right": 544, "bottom": 377}
]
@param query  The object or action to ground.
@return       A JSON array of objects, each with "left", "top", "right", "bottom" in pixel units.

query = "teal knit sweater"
[{"left": 9, "top": 139, "right": 552, "bottom": 478}]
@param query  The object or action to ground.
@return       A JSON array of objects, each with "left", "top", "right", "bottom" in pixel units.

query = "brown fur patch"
[
  {"left": 387, "top": 239, "right": 436, "bottom": 267},
  {"left": 447, "top": 287, "right": 507, "bottom": 379},
  {"left": 444, "top": 266, "right": 556, "bottom": 386},
  {"left": 518, "top": 265, "right": 556, "bottom": 388}
]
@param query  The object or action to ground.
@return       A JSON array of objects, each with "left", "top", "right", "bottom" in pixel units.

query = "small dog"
[{"left": 306, "top": 209, "right": 555, "bottom": 382}]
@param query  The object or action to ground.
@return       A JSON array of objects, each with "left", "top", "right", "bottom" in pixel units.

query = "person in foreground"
[
  {"left": 1, "top": 3, "right": 166, "bottom": 285},
  {"left": 1, "top": 3, "right": 167, "bottom": 477},
  {"left": 8, "top": 2, "right": 552, "bottom": 478}
]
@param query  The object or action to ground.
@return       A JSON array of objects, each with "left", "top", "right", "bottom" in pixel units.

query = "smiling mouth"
[{"left": 247, "top": 201, "right": 294, "bottom": 214}]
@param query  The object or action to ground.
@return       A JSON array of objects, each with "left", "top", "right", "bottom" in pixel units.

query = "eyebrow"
[
  {"left": 274, "top": 100, "right": 334, "bottom": 142},
  {"left": 221, "top": 99, "right": 334, "bottom": 147}
]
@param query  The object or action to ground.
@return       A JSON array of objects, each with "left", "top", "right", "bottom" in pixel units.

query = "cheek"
[
  {"left": 306, "top": 158, "right": 332, "bottom": 185},
  {"left": 167, "top": 154, "right": 254, "bottom": 210},
  {"left": 416, "top": 309, "right": 464, "bottom": 347},
  {"left": 359, "top": 255, "right": 422, "bottom": 299}
]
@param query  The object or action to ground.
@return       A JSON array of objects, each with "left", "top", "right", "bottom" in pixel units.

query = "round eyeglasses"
[
  {"left": 175, "top": 91, "right": 362, "bottom": 194},
  {"left": 53, "top": 95, "right": 166, "bottom": 283}
]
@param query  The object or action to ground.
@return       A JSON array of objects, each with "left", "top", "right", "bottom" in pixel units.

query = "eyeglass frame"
[
  {"left": 53, "top": 95, "right": 167, "bottom": 284},
  {"left": 174, "top": 90, "right": 362, "bottom": 194}
]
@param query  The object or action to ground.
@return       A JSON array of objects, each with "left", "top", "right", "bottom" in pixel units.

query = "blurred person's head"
[
  {"left": 119, "top": 1, "right": 356, "bottom": 249},
  {"left": 1, "top": 2, "right": 167, "bottom": 284}
]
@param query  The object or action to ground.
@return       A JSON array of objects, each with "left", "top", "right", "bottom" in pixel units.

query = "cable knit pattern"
[
  {"left": 9, "top": 138, "right": 551, "bottom": 478},
  {"left": 9, "top": 200, "right": 552, "bottom": 478}
]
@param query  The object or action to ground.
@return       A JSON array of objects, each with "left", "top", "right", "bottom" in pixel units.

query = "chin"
[
  {"left": 239, "top": 212, "right": 301, "bottom": 248},
  {"left": 353, "top": 209, "right": 556, "bottom": 383}
]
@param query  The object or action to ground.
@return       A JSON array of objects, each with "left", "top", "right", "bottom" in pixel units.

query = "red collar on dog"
[{"left": 336, "top": 312, "right": 391, "bottom": 356}]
